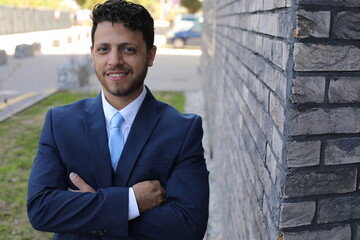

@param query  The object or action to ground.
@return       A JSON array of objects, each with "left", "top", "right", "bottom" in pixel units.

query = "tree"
[
  {"left": 75, "top": 0, "right": 104, "bottom": 9},
  {"left": 75, "top": 0, "right": 86, "bottom": 8},
  {"left": 75, "top": 0, "right": 160, "bottom": 18},
  {"left": 83, "top": 0, "right": 105, "bottom": 9},
  {"left": 181, "top": 0, "right": 201, "bottom": 14}
]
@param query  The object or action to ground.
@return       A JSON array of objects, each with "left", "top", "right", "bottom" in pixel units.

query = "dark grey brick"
[
  {"left": 297, "top": 0, "right": 360, "bottom": 7},
  {"left": 329, "top": 77, "right": 360, "bottom": 103},
  {"left": 283, "top": 225, "right": 351, "bottom": 240},
  {"left": 284, "top": 168, "right": 357, "bottom": 198},
  {"left": 294, "top": 43, "right": 360, "bottom": 71},
  {"left": 296, "top": 10, "right": 330, "bottom": 38},
  {"left": 324, "top": 138, "right": 360, "bottom": 165},
  {"left": 334, "top": 12, "right": 360, "bottom": 39},
  {"left": 318, "top": 196, "right": 360, "bottom": 223}
]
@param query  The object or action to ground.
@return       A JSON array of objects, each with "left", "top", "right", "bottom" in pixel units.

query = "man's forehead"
[
  {"left": 96, "top": 22, "right": 134, "bottom": 36},
  {"left": 95, "top": 22, "right": 141, "bottom": 35},
  {"left": 93, "top": 21, "right": 145, "bottom": 45}
]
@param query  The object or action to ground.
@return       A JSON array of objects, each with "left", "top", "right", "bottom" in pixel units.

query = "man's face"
[{"left": 91, "top": 21, "right": 156, "bottom": 102}]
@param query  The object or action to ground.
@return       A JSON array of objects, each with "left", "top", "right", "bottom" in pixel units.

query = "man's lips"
[
  {"left": 108, "top": 73, "right": 126, "bottom": 77},
  {"left": 105, "top": 70, "right": 130, "bottom": 79}
]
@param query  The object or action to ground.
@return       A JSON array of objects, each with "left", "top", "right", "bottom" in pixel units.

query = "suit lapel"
[
  {"left": 83, "top": 94, "right": 113, "bottom": 188},
  {"left": 114, "top": 89, "right": 160, "bottom": 186}
]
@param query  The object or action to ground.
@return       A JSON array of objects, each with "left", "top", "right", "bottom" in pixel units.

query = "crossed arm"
[{"left": 69, "top": 172, "right": 166, "bottom": 213}]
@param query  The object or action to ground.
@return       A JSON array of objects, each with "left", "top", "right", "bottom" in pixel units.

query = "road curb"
[{"left": 0, "top": 87, "right": 58, "bottom": 123}]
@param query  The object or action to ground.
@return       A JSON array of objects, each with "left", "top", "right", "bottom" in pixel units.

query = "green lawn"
[{"left": 0, "top": 90, "right": 184, "bottom": 240}]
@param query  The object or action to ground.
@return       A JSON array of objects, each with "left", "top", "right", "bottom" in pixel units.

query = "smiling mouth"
[
  {"left": 108, "top": 73, "right": 126, "bottom": 77},
  {"left": 106, "top": 70, "right": 130, "bottom": 80}
]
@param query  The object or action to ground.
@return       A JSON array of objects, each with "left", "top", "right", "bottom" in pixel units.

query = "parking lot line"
[{"left": 0, "top": 92, "right": 37, "bottom": 110}]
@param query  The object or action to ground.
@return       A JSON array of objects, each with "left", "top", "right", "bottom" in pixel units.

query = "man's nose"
[{"left": 107, "top": 50, "right": 124, "bottom": 67}]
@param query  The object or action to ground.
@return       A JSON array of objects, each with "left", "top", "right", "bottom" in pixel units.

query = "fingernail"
[{"left": 70, "top": 172, "right": 77, "bottom": 180}]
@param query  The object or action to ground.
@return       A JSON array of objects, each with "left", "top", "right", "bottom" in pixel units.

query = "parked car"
[
  {"left": 167, "top": 23, "right": 202, "bottom": 48},
  {"left": 170, "top": 14, "right": 202, "bottom": 32}
]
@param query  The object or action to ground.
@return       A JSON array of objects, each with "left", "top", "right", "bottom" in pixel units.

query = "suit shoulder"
[{"left": 50, "top": 97, "right": 95, "bottom": 117}]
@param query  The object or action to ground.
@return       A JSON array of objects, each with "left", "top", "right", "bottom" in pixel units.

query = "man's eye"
[
  {"left": 97, "top": 47, "right": 108, "bottom": 53},
  {"left": 123, "top": 47, "right": 136, "bottom": 54}
]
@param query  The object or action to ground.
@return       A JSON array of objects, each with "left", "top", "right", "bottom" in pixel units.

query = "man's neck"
[{"left": 103, "top": 86, "right": 144, "bottom": 110}]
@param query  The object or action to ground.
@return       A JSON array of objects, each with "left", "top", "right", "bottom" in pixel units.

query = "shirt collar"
[{"left": 102, "top": 86, "right": 147, "bottom": 127}]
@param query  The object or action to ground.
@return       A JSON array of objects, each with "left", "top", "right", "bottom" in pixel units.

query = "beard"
[{"left": 97, "top": 66, "right": 148, "bottom": 97}]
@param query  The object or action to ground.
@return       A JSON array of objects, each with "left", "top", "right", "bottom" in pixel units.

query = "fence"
[{"left": 0, "top": 5, "right": 70, "bottom": 35}]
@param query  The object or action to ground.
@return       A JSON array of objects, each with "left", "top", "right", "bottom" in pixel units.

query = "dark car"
[{"left": 167, "top": 23, "right": 202, "bottom": 48}]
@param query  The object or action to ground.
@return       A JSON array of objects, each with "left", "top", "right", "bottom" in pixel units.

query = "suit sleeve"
[
  {"left": 129, "top": 115, "right": 210, "bottom": 240},
  {"left": 27, "top": 109, "right": 130, "bottom": 237}
]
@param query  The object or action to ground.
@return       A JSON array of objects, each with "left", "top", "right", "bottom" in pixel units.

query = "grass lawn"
[{"left": 0, "top": 90, "right": 184, "bottom": 240}]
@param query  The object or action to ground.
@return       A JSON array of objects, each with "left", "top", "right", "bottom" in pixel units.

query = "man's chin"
[
  {"left": 100, "top": 79, "right": 144, "bottom": 98},
  {"left": 109, "top": 85, "right": 142, "bottom": 97},
  {"left": 109, "top": 89, "right": 130, "bottom": 97}
]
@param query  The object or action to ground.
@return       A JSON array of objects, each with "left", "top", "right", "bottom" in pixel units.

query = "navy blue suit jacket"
[{"left": 27, "top": 89, "right": 209, "bottom": 240}]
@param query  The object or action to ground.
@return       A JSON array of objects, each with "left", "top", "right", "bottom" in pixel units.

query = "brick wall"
[{"left": 201, "top": 0, "right": 360, "bottom": 239}]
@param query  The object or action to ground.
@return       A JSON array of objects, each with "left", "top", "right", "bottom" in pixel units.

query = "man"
[{"left": 27, "top": 0, "right": 209, "bottom": 239}]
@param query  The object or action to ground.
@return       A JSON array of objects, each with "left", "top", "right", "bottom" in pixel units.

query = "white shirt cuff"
[{"left": 128, "top": 187, "right": 140, "bottom": 220}]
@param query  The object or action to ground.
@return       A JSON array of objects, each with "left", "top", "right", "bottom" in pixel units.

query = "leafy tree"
[
  {"left": 75, "top": 0, "right": 160, "bottom": 20},
  {"left": 181, "top": 0, "right": 201, "bottom": 14},
  {"left": 75, "top": 0, "right": 87, "bottom": 8},
  {"left": 83, "top": 0, "right": 105, "bottom": 9}
]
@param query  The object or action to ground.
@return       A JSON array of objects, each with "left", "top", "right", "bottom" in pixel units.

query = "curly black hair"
[{"left": 91, "top": 0, "right": 154, "bottom": 51}]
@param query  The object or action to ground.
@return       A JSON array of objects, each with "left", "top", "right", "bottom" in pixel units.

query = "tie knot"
[{"left": 110, "top": 112, "right": 124, "bottom": 129}]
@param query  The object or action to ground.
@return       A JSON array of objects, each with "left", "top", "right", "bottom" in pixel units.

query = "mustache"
[
  {"left": 106, "top": 67, "right": 131, "bottom": 71},
  {"left": 104, "top": 67, "right": 132, "bottom": 73}
]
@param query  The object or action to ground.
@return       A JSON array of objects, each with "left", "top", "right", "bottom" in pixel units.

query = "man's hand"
[
  {"left": 132, "top": 180, "right": 166, "bottom": 213},
  {"left": 69, "top": 173, "right": 165, "bottom": 212},
  {"left": 69, "top": 172, "right": 96, "bottom": 193}
]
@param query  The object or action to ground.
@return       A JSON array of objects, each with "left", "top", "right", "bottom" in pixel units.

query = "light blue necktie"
[{"left": 108, "top": 112, "right": 125, "bottom": 170}]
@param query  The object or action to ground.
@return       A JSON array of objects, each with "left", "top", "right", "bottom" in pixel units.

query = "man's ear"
[
  {"left": 90, "top": 46, "right": 94, "bottom": 57},
  {"left": 147, "top": 45, "right": 157, "bottom": 67}
]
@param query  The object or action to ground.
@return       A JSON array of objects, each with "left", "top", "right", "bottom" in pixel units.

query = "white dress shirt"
[{"left": 101, "top": 86, "right": 147, "bottom": 220}]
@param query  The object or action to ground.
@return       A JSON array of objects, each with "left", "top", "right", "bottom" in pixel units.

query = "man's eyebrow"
[
  {"left": 94, "top": 42, "right": 109, "bottom": 47},
  {"left": 95, "top": 42, "right": 139, "bottom": 48},
  {"left": 118, "top": 42, "right": 139, "bottom": 47}
]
